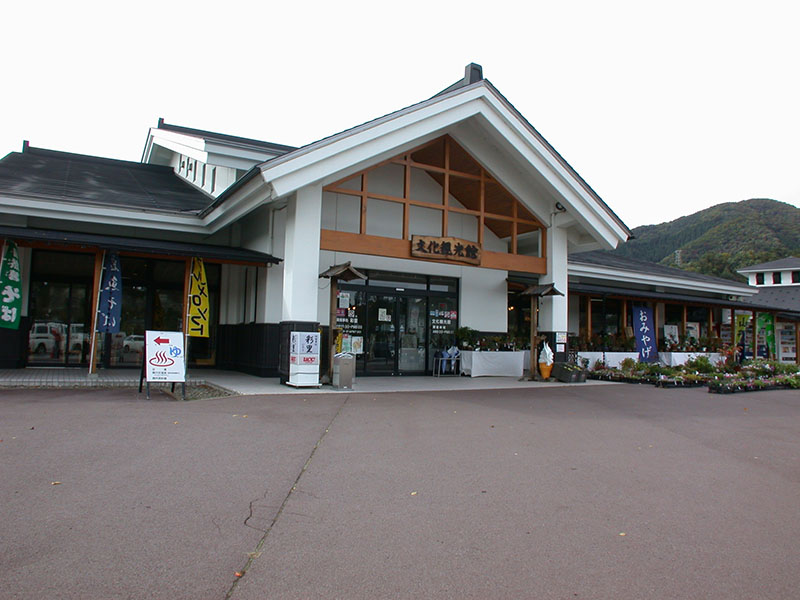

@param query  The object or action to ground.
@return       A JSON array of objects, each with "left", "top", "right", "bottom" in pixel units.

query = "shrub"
[{"left": 685, "top": 354, "right": 715, "bottom": 374}]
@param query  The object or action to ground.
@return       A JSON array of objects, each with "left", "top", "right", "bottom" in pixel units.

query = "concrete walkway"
[{"left": 0, "top": 367, "right": 615, "bottom": 395}]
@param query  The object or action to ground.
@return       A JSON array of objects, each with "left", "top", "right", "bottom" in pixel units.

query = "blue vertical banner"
[
  {"left": 96, "top": 251, "right": 122, "bottom": 333},
  {"left": 633, "top": 305, "right": 658, "bottom": 363}
]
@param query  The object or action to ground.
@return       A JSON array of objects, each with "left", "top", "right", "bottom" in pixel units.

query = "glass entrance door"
[
  {"left": 365, "top": 294, "right": 427, "bottom": 375},
  {"left": 366, "top": 294, "right": 396, "bottom": 375},
  {"left": 28, "top": 281, "right": 91, "bottom": 366},
  {"left": 398, "top": 296, "right": 426, "bottom": 373}
]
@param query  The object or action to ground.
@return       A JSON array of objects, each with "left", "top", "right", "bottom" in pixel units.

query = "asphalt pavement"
[{"left": 2, "top": 384, "right": 799, "bottom": 599}]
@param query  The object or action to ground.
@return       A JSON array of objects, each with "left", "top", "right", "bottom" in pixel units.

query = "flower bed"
[{"left": 584, "top": 357, "right": 799, "bottom": 394}]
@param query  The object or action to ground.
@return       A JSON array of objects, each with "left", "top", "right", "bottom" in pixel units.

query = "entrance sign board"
[
  {"left": 145, "top": 330, "right": 185, "bottom": 382},
  {"left": 288, "top": 331, "right": 321, "bottom": 387},
  {"left": 411, "top": 235, "right": 481, "bottom": 265}
]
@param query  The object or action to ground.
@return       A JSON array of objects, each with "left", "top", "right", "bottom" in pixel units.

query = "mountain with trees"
[{"left": 611, "top": 199, "right": 800, "bottom": 281}]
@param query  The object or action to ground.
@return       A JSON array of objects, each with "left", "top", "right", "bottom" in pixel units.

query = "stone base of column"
[{"left": 278, "top": 321, "right": 319, "bottom": 384}]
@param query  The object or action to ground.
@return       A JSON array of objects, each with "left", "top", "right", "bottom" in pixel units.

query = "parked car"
[
  {"left": 28, "top": 321, "right": 66, "bottom": 356},
  {"left": 69, "top": 323, "right": 87, "bottom": 352},
  {"left": 123, "top": 334, "right": 145, "bottom": 353}
]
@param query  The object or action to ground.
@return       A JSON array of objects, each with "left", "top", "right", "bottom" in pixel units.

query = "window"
[
  {"left": 793, "top": 271, "right": 800, "bottom": 284},
  {"left": 321, "top": 135, "right": 546, "bottom": 274},
  {"left": 755, "top": 273, "right": 764, "bottom": 285},
  {"left": 772, "top": 272, "right": 782, "bottom": 284}
]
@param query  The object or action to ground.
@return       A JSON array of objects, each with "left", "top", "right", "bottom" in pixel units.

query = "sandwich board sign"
[{"left": 145, "top": 331, "right": 185, "bottom": 382}]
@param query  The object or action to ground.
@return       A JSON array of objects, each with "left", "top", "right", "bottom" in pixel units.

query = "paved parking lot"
[{"left": 2, "top": 384, "right": 799, "bottom": 599}]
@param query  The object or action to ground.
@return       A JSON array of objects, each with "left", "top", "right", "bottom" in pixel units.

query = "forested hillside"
[{"left": 612, "top": 199, "right": 800, "bottom": 281}]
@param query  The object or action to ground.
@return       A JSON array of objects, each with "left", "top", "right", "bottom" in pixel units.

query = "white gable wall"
[{"left": 321, "top": 161, "right": 507, "bottom": 251}]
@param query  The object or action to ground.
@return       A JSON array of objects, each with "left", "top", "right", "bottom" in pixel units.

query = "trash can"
[{"left": 332, "top": 352, "right": 355, "bottom": 390}]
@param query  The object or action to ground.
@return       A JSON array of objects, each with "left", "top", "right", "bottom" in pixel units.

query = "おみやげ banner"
[{"left": 633, "top": 305, "right": 658, "bottom": 363}]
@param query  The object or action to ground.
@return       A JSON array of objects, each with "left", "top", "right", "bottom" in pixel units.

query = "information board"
[
  {"left": 145, "top": 331, "right": 186, "bottom": 382},
  {"left": 289, "top": 331, "right": 320, "bottom": 365}
]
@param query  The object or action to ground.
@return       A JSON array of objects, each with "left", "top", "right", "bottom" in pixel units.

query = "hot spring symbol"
[{"left": 149, "top": 350, "right": 175, "bottom": 367}]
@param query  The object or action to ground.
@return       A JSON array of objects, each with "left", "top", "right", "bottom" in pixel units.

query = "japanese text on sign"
[
  {"left": 633, "top": 305, "right": 658, "bottom": 363},
  {"left": 289, "top": 331, "right": 320, "bottom": 365},
  {"left": 411, "top": 235, "right": 481, "bottom": 265},
  {"left": 187, "top": 257, "right": 209, "bottom": 337},
  {"left": 0, "top": 240, "right": 22, "bottom": 330},
  {"left": 96, "top": 251, "right": 122, "bottom": 333},
  {"left": 145, "top": 331, "right": 186, "bottom": 382}
]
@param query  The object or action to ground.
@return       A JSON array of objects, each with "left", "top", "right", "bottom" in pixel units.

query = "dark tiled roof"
[
  {"left": 740, "top": 286, "right": 800, "bottom": 312},
  {"left": 157, "top": 121, "right": 297, "bottom": 155},
  {"left": 0, "top": 147, "right": 214, "bottom": 214},
  {"left": 738, "top": 257, "right": 800, "bottom": 272},
  {"left": 568, "top": 282, "right": 782, "bottom": 312},
  {"left": 569, "top": 251, "right": 753, "bottom": 290}
]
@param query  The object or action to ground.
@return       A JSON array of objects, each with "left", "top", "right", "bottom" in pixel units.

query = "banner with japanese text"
[
  {"left": 733, "top": 314, "right": 750, "bottom": 347},
  {"left": 187, "top": 257, "right": 209, "bottom": 337},
  {"left": 756, "top": 313, "right": 776, "bottom": 358},
  {"left": 96, "top": 251, "right": 122, "bottom": 333},
  {"left": 632, "top": 305, "right": 658, "bottom": 362},
  {"left": 0, "top": 240, "right": 22, "bottom": 330}
]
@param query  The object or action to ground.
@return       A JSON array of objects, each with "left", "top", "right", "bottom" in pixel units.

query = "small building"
[{"left": 737, "top": 257, "right": 800, "bottom": 363}]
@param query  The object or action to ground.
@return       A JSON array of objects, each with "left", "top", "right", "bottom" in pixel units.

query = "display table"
[{"left": 460, "top": 351, "right": 525, "bottom": 377}]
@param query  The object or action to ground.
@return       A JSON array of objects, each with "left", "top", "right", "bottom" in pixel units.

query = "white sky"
[{"left": 3, "top": 1, "right": 799, "bottom": 228}]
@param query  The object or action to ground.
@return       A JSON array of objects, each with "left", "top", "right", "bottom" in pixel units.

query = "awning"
[
  {"left": 0, "top": 225, "right": 280, "bottom": 265},
  {"left": 569, "top": 282, "right": 799, "bottom": 318},
  {"left": 319, "top": 261, "right": 366, "bottom": 281}
]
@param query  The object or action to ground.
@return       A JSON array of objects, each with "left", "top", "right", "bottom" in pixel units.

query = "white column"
[
  {"left": 281, "top": 186, "right": 322, "bottom": 322},
  {"left": 539, "top": 223, "right": 568, "bottom": 332},
  {"left": 264, "top": 206, "right": 287, "bottom": 323}
]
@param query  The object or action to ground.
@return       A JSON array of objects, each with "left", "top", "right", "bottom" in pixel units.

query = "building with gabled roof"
[{"left": 2, "top": 63, "right": 794, "bottom": 377}]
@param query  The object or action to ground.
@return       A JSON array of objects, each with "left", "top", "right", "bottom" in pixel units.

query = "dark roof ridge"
[
  {"left": 156, "top": 120, "right": 297, "bottom": 153},
  {"left": 432, "top": 62, "right": 485, "bottom": 98},
  {"left": 22, "top": 146, "right": 173, "bottom": 172},
  {"left": 570, "top": 250, "right": 753, "bottom": 289},
  {"left": 738, "top": 257, "right": 800, "bottom": 272}
]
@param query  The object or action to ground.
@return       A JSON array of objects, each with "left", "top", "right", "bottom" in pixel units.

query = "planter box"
[
  {"left": 655, "top": 379, "right": 708, "bottom": 388},
  {"left": 660, "top": 352, "right": 723, "bottom": 367},
  {"left": 708, "top": 383, "right": 783, "bottom": 394},
  {"left": 552, "top": 362, "right": 587, "bottom": 383},
  {"left": 578, "top": 352, "right": 638, "bottom": 369}
]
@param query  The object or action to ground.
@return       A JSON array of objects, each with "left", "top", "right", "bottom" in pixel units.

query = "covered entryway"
[{"left": 336, "top": 270, "right": 458, "bottom": 376}]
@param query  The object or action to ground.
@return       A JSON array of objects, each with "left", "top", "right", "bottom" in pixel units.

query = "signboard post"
[{"left": 144, "top": 330, "right": 186, "bottom": 399}]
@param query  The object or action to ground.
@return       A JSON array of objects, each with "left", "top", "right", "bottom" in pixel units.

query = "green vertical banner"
[
  {"left": 756, "top": 313, "right": 776, "bottom": 358},
  {"left": 0, "top": 240, "right": 22, "bottom": 330}
]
